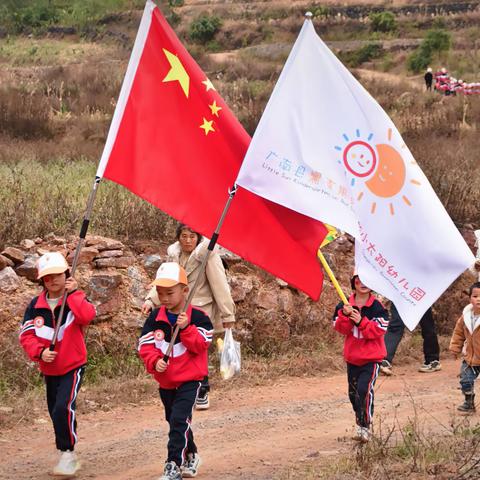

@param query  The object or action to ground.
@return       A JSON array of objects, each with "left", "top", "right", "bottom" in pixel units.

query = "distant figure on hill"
[{"left": 424, "top": 67, "right": 433, "bottom": 91}]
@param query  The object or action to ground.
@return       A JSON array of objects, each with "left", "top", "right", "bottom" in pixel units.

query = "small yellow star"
[
  {"left": 162, "top": 49, "right": 190, "bottom": 98},
  {"left": 202, "top": 78, "right": 216, "bottom": 92},
  {"left": 209, "top": 100, "right": 222, "bottom": 117},
  {"left": 200, "top": 118, "right": 215, "bottom": 136}
]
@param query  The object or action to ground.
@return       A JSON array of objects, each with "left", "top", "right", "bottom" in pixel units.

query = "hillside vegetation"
[
  {"left": 1, "top": 2, "right": 479, "bottom": 478},
  {"left": 0, "top": 0, "right": 479, "bottom": 247}
]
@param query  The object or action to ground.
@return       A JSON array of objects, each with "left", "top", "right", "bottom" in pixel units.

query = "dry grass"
[
  {"left": 0, "top": 159, "right": 176, "bottom": 248},
  {"left": 280, "top": 405, "right": 480, "bottom": 479}
]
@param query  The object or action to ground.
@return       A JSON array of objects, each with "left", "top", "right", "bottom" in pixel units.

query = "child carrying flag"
[
  {"left": 19, "top": 252, "right": 95, "bottom": 476},
  {"left": 138, "top": 262, "right": 213, "bottom": 479},
  {"left": 333, "top": 274, "right": 389, "bottom": 442}
]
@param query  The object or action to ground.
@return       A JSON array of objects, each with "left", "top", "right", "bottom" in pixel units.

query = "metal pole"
[
  {"left": 49, "top": 177, "right": 101, "bottom": 350},
  {"left": 163, "top": 184, "right": 238, "bottom": 361}
]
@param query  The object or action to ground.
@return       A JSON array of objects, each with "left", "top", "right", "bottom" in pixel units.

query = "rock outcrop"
[{"left": 0, "top": 228, "right": 477, "bottom": 351}]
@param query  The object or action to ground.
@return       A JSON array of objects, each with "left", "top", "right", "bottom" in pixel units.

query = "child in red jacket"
[
  {"left": 138, "top": 262, "right": 213, "bottom": 480},
  {"left": 19, "top": 252, "right": 96, "bottom": 476},
  {"left": 333, "top": 274, "right": 389, "bottom": 442}
]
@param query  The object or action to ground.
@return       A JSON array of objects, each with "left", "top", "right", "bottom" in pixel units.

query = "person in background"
[
  {"left": 142, "top": 224, "right": 235, "bottom": 410},
  {"left": 449, "top": 282, "right": 480, "bottom": 414},
  {"left": 380, "top": 305, "right": 441, "bottom": 375},
  {"left": 424, "top": 67, "right": 433, "bottom": 91}
]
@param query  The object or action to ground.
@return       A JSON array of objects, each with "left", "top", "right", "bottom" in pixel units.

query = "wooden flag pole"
[{"left": 317, "top": 249, "right": 349, "bottom": 305}]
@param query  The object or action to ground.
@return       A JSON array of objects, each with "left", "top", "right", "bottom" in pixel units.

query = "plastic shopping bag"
[{"left": 219, "top": 328, "right": 241, "bottom": 380}]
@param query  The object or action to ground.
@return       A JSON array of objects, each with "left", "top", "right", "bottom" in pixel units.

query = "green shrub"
[
  {"left": 423, "top": 28, "right": 451, "bottom": 55},
  {"left": 407, "top": 29, "right": 450, "bottom": 73},
  {"left": 341, "top": 43, "right": 384, "bottom": 67},
  {"left": 310, "top": 6, "right": 330, "bottom": 18},
  {"left": 189, "top": 15, "right": 222, "bottom": 44},
  {"left": 168, "top": 0, "right": 184, "bottom": 6},
  {"left": 369, "top": 11, "right": 397, "bottom": 33},
  {"left": 0, "top": 0, "right": 146, "bottom": 34},
  {"left": 407, "top": 45, "right": 432, "bottom": 73}
]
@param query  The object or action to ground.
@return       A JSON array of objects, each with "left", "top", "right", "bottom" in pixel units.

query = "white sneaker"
[
  {"left": 182, "top": 453, "right": 202, "bottom": 478},
  {"left": 353, "top": 425, "right": 363, "bottom": 441},
  {"left": 359, "top": 427, "right": 370, "bottom": 443},
  {"left": 195, "top": 391, "right": 210, "bottom": 410},
  {"left": 158, "top": 461, "right": 182, "bottom": 480},
  {"left": 353, "top": 426, "right": 370, "bottom": 442},
  {"left": 52, "top": 451, "right": 80, "bottom": 477}
]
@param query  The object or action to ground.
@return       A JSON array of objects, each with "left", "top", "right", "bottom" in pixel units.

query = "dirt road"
[{"left": 0, "top": 359, "right": 466, "bottom": 480}]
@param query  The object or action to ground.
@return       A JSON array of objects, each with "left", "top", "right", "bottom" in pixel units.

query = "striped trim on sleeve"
[
  {"left": 197, "top": 327, "right": 213, "bottom": 343},
  {"left": 372, "top": 317, "right": 389, "bottom": 331},
  {"left": 19, "top": 320, "right": 35, "bottom": 337},
  {"left": 138, "top": 331, "right": 155, "bottom": 350}
]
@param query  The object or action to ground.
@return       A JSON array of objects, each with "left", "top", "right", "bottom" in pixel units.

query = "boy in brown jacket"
[{"left": 449, "top": 282, "right": 480, "bottom": 413}]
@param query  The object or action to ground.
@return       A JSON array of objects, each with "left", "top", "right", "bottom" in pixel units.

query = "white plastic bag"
[{"left": 219, "top": 328, "right": 241, "bottom": 380}]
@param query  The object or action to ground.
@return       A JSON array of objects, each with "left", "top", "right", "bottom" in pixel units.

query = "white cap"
[
  {"left": 152, "top": 262, "right": 188, "bottom": 287},
  {"left": 37, "top": 252, "right": 69, "bottom": 279}
]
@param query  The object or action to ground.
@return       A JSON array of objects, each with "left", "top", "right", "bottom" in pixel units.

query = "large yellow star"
[
  {"left": 162, "top": 49, "right": 190, "bottom": 98},
  {"left": 209, "top": 100, "right": 222, "bottom": 117},
  {"left": 202, "top": 78, "right": 216, "bottom": 92},
  {"left": 200, "top": 118, "right": 215, "bottom": 136}
]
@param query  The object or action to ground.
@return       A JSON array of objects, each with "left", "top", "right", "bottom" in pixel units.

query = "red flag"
[{"left": 96, "top": 1, "right": 327, "bottom": 299}]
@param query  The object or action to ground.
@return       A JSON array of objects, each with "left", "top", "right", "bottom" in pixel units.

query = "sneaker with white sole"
[
  {"left": 182, "top": 453, "right": 202, "bottom": 478},
  {"left": 379, "top": 359, "right": 393, "bottom": 376},
  {"left": 359, "top": 427, "right": 370, "bottom": 443},
  {"left": 158, "top": 461, "right": 182, "bottom": 480},
  {"left": 352, "top": 425, "right": 363, "bottom": 441},
  {"left": 418, "top": 360, "right": 442, "bottom": 373},
  {"left": 52, "top": 451, "right": 80, "bottom": 477},
  {"left": 195, "top": 391, "right": 210, "bottom": 410}
]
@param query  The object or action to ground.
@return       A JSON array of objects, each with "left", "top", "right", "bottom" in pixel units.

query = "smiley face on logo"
[
  {"left": 154, "top": 329, "right": 165, "bottom": 342},
  {"left": 343, "top": 140, "right": 377, "bottom": 178},
  {"left": 34, "top": 316, "right": 45, "bottom": 328}
]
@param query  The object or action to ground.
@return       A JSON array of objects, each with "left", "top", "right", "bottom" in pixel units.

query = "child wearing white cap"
[
  {"left": 19, "top": 251, "right": 96, "bottom": 476},
  {"left": 138, "top": 262, "right": 213, "bottom": 480}
]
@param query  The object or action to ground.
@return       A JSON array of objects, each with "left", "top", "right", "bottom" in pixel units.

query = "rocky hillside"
[{"left": 1, "top": 227, "right": 477, "bottom": 353}]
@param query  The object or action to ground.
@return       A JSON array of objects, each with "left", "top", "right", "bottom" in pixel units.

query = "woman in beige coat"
[{"left": 142, "top": 224, "right": 236, "bottom": 409}]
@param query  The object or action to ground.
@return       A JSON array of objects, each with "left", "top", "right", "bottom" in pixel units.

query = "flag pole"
[
  {"left": 317, "top": 249, "right": 349, "bottom": 305},
  {"left": 49, "top": 177, "right": 102, "bottom": 350},
  {"left": 162, "top": 184, "right": 238, "bottom": 362}
]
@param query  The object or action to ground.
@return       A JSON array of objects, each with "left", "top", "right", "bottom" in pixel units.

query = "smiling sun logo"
[{"left": 335, "top": 128, "right": 421, "bottom": 215}]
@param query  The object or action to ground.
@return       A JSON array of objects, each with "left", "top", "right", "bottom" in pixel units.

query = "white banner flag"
[{"left": 236, "top": 18, "right": 474, "bottom": 329}]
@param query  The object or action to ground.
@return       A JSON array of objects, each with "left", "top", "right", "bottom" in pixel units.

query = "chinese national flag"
[{"left": 96, "top": 1, "right": 328, "bottom": 299}]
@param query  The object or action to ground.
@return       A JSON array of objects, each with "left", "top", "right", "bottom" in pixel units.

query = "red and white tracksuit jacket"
[
  {"left": 19, "top": 290, "right": 96, "bottom": 376},
  {"left": 333, "top": 294, "right": 389, "bottom": 366},
  {"left": 138, "top": 305, "right": 213, "bottom": 389}
]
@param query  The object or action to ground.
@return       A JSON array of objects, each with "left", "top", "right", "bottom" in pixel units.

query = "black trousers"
[
  {"left": 347, "top": 362, "right": 379, "bottom": 428},
  {"left": 384, "top": 306, "right": 439, "bottom": 364},
  {"left": 160, "top": 381, "right": 201, "bottom": 467},
  {"left": 45, "top": 366, "right": 85, "bottom": 451}
]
